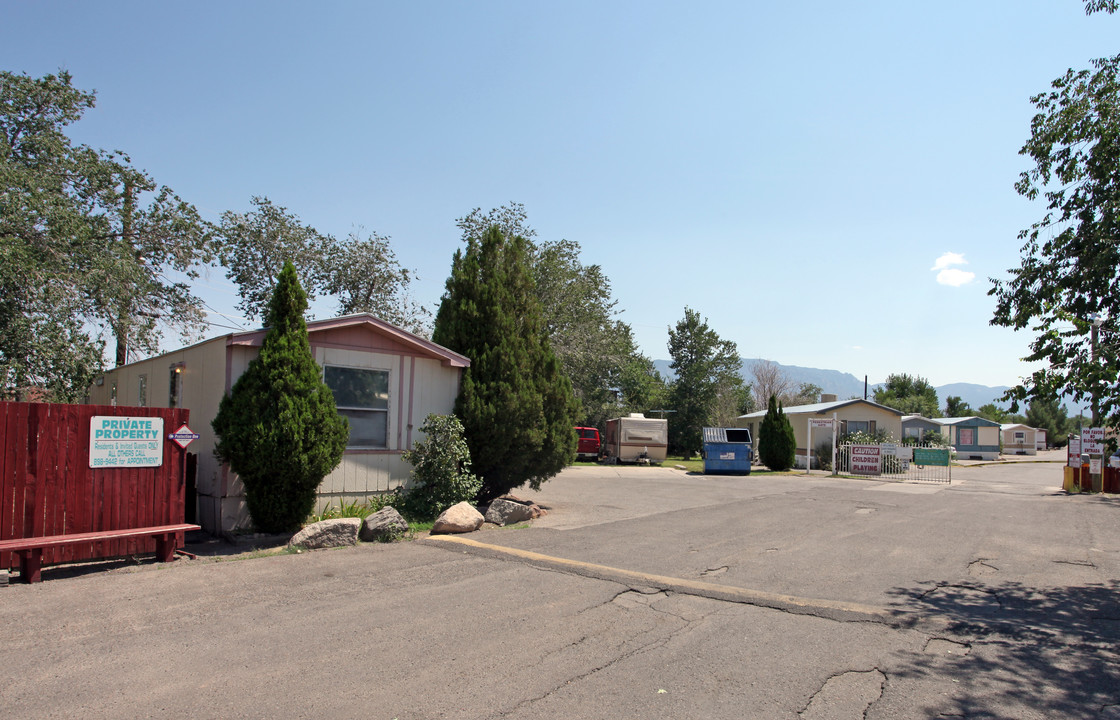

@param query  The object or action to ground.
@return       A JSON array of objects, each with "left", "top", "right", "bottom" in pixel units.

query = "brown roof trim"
[{"left": 227, "top": 314, "right": 470, "bottom": 368}]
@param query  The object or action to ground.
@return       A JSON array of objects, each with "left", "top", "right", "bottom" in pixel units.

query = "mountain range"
[{"left": 652, "top": 358, "right": 1013, "bottom": 412}]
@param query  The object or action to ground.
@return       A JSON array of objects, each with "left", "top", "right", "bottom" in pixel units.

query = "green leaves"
[
  {"left": 873, "top": 373, "right": 940, "bottom": 418},
  {"left": 1, "top": 70, "right": 214, "bottom": 400},
  {"left": 211, "top": 262, "right": 348, "bottom": 532},
  {"left": 433, "top": 225, "right": 577, "bottom": 502},
  {"left": 666, "top": 307, "right": 744, "bottom": 458},
  {"left": 990, "top": 14, "right": 1120, "bottom": 429},
  {"left": 758, "top": 395, "right": 796, "bottom": 472},
  {"left": 400, "top": 414, "right": 481, "bottom": 520}
]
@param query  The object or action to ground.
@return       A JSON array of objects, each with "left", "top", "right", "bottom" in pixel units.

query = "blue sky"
[{"left": 3, "top": 1, "right": 1118, "bottom": 388}]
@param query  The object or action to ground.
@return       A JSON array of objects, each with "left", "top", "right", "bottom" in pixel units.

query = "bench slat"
[{"left": 0, "top": 524, "right": 200, "bottom": 553}]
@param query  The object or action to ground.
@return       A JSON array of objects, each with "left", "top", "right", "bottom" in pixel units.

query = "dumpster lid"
[{"left": 703, "top": 427, "right": 753, "bottom": 444}]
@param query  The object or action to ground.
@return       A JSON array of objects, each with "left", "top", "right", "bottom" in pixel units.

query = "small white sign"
[
  {"left": 809, "top": 418, "right": 834, "bottom": 428},
  {"left": 89, "top": 416, "right": 164, "bottom": 468},
  {"left": 1081, "top": 427, "right": 1105, "bottom": 442},
  {"left": 1110, "top": 456, "right": 1119, "bottom": 469},
  {"left": 850, "top": 444, "right": 882, "bottom": 475},
  {"left": 168, "top": 424, "right": 200, "bottom": 449},
  {"left": 1090, "top": 458, "right": 1102, "bottom": 475}
]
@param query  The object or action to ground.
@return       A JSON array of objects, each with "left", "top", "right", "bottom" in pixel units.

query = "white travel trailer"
[{"left": 602, "top": 413, "right": 668, "bottom": 464}]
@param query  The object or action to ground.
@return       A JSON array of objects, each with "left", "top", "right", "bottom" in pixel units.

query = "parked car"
[{"left": 575, "top": 426, "right": 601, "bottom": 461}]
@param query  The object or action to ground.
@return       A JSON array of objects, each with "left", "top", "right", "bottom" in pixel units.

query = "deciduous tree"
[
  {"left": 989, "top": 1, "right": 1120, "bottom": 428},
  {"left": 873, "top": 373, "right": 940, "bottom": 417},
  {"left": 1, "top": 70, "right": 215, "bottom": 400}
]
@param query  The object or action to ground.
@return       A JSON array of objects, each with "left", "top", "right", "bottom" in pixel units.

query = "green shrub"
[
  {"left": 212, "top": 262, "right": 348, "bottom": 532},
  {"left": 758, "top": 395, "right": 796, "bottom": 471},
  {"left": 400, "top": 414, "right": 482, "bottom": 520}
]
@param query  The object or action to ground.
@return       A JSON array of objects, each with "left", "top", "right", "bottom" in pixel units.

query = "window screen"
[{"left": 325, "top": 366, "right": 389, "bottom": 448}]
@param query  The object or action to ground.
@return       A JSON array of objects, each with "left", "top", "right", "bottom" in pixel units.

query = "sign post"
[{"left": 807, "top": 417, "right": 834, "bottom": 475}]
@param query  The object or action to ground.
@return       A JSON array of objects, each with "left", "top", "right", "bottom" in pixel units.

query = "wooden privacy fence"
[{"left": 1, "top": 401, "right": 192, "bottom": 571}]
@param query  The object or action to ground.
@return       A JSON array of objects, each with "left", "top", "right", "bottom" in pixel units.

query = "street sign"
[
  {"left": 914, "top": 447, "right": 950, "bottom": 467},
  {"left": 1081, "top": 427, "right": 1105, "bottom": 442},
  {"left": 809, "top": 418, "right": 834, "bottom": 428},
  {"left": 850, "top": 444, "right": 881, "bottom": 475},
  {"left": 1084, "top": 441, "right": 1104, "bottom": 455},
  {"left": 1069, "top": 437, "right": 1082, "bottom": 468},
  {"left": 168, "top": 424, "right": 200, "bottom": 449},
  {"left": 90, "top": 416, "right": 165, "bottom": 468}
]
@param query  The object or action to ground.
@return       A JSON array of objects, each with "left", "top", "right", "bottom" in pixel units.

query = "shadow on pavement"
[{"left": 886, "top": 579, "right": 1120, "bottom": 718}]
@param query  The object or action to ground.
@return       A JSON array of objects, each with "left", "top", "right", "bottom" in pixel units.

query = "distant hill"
[{"left": 652, "top": 358, "right": 1012, "bottom": 413}]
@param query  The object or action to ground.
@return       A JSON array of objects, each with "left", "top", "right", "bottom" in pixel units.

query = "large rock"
[
  {"left": 360, "top": 507, "right": 408, "bottom": 542},
  {"left": 289, "top": 518, "right": 361, "bottom": 549},
  {"left": 484, "top": 498, "right": 538, "bottom": 526},
  {"left": 431, "top": 502, "right": 484, "bottom": 534}
]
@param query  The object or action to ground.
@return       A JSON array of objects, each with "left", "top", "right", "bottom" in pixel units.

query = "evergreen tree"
[
  {"left": 758, "top": 395, "right": 796, "bottom": 471},
  {"left": 432, "top": 226, "right": 577, "bottom": 502},
  {"left": 666, "top": 307, "right": 743, "bottom": 459},
  {"left": 211, "top": 262, "right": 349, "bottom": 532}
]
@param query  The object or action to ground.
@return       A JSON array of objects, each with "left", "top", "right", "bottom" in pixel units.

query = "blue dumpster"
[{"left": 703, "top": 427, "right": 753, "bottom": 475}]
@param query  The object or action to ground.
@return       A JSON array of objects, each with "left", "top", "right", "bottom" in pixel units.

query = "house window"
[
  {"left": 904, "top": 426, "right": 921, "bottom": 439},
  {"left": 137, "top": 375, "right": 147, "bottom": 407},
  {"left": 1014, "top": 431, "right": 1025, "bottom": 442},
  {"left": 959, "top": 428, "right": 975, "bottom": 446},
  {"left": 846, "top": 421, "right": 869, "bottom": 435},
  {"left": 324, "top": 366, "right": 389, "bottom": 448}
]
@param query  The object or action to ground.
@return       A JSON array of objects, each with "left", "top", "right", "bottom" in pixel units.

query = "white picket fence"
[{"left": 835, "top": 442, "right": 952, "bottom": 483}]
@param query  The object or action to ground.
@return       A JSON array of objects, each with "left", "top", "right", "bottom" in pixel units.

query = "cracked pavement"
[{"left": 1, "top": 459, "right": 1119, "bottom": 718}]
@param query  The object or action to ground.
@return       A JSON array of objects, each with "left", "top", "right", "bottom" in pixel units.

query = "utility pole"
[
  {"left": 1090, "top": 313, "right": 1104, "bottom": 427},
  {"left": 115, "top": 177, "right": 134, "bottom": 367}
]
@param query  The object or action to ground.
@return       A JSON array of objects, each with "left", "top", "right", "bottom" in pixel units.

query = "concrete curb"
[{"left": 423, "top": 535, "right": 909, "bottom": 627}]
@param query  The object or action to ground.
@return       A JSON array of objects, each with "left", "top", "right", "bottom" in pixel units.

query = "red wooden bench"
[{"left": 0, "top": 523, "right": 201, "bottom": 583}]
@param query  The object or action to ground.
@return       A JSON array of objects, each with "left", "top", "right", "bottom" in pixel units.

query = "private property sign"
[
  {"left": 850, "top": 444, "right": 881, "bottom": 476},
  {"left": 89, "top": 416, "right": 164, "bottom": 468}
]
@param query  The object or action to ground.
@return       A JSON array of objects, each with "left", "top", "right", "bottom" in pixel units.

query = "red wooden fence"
[{"left": 1, "top": 402, "right": 191, "bottom": 570}]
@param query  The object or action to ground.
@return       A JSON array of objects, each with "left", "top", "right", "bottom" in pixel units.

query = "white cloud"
[
  {"left": 936, "top": 268, "right": 976, "bottom": 286},
  {"left": 931, "top": 252, "right": 967, "bottom": 271},
  {"left": 931, "top": 252, "right": 975, "bottom": 286}
]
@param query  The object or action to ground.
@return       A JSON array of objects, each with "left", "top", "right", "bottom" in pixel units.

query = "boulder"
[
  {"left": 360, "top": 507, "right": 408, "bottom": 542},
  {"left": 484, "top": 498, "right": 537, "bottom": 526},
  {"left": 289, "top": 518, "right": 361, "bottom": 549},
  {"left": 431, "top": 502, "right": 484, "bottom": 534}
]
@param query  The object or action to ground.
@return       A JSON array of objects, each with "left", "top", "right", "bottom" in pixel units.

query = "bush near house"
[
  {"left": 399, "top": 414, "right": 481, "bottom": 520},
  {"left": 211, "top": 262, "right": 349, "bottom": 533},
  {"left": 758, "top": 395, "right": 796, "bottom": 471}
]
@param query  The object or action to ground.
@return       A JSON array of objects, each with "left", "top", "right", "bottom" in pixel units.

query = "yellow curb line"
[{"left": 424, "top": 535, "right": 907, "bottom": 627}]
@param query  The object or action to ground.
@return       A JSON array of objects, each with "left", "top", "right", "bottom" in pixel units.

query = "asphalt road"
[{"left": 2, "top": 456, "right": 1119, "bottom": 719}]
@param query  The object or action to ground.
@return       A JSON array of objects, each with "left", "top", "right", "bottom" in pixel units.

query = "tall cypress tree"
[
  {"left": 758, "top": 394, "right": 796, "bottom": 471},
  {"left": 211, "top": 261, "right": 348, "bottom": 532},
  {"left": 433, "top": 226, "right": 577, "bottom": 502}
]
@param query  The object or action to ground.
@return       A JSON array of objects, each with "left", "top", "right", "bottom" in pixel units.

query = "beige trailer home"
[{"left": 603, "top": 413, "right": 668, "bottom": 463}]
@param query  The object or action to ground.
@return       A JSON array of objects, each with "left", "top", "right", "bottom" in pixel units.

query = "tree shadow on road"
[{"left": 884, "top": 580, "right": 1120, "bottom": 718}]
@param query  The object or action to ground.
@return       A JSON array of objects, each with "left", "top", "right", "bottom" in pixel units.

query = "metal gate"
[{"left": 836, "top": 442, "right": 951, "bottom": 483}]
